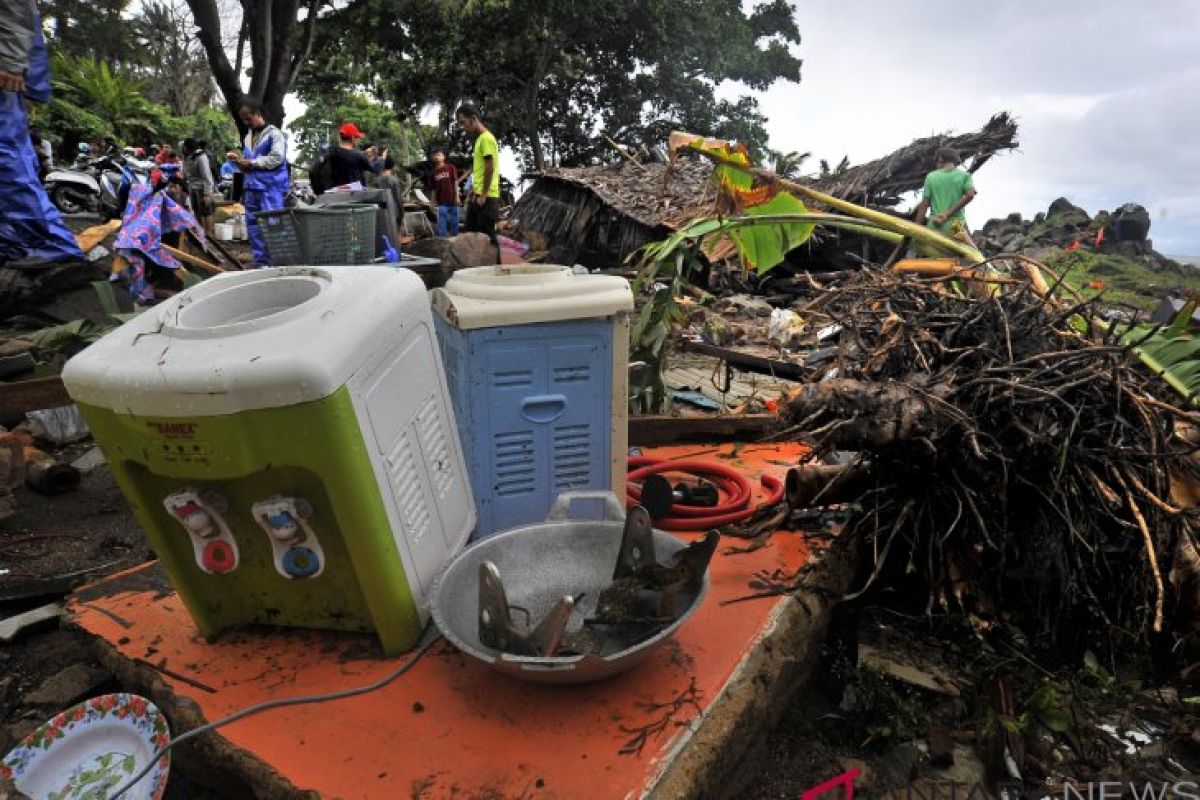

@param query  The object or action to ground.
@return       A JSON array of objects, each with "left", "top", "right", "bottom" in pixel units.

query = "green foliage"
[
  {"left": 1044, "top": 248, "right": 1200, "bottom": 311},
  {"left": 35, "top": 49, "right": 238, "bottom": 160},
  {"left": 290, "top": 93, "right": 432, "bottom": 167},
  {"left": 187, "top": 107, "right": 240, "bottom": 154},
  {"left": 42, "top": 0, "right": 136, "bottom": 66},
  {"left": 303, "top": 0, "right": 803, "bottom": 168},
  {"left": 770, "top": 149, "right": 811, "bottom": 179}
]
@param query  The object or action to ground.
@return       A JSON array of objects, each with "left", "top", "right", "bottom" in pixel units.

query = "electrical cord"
[
  {"left": 626, "top": 457, "right": 784, "bottom": 530},
  {"left": 108, "top": 625, "right": 443, "bottom": 799}
]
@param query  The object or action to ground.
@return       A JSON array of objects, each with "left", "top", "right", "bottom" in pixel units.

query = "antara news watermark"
[
  {"left": 877, "top": 781, "right": 1200, "bottom": 800},
  {"left": 801, "top": 769, "right": 1200, "bottom": 800}
]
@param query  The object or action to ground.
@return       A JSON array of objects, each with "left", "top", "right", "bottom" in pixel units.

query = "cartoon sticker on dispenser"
[
  {"left": 164, "top": 489, "right": 239, "bottom": 574},
  {"left": 252, "top": 496, "right": 325, "bottom": 579}
]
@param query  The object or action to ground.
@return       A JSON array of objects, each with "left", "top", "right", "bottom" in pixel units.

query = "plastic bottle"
[{"left": 381, "top": 235, "right": 400, "bottom": 263}]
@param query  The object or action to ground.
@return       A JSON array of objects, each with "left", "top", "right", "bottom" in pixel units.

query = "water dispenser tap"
[
  {"left": 164, "top": 489, "right": 239, "bottom": 574},
  {"left": 252, "top": 496, "right": 325, "bottom": 579}
]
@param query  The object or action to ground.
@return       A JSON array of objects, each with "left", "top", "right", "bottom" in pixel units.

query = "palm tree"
[
  {"left": 771, "top": 150, "right": 811, "bottom": 179},
  {"left": 53, "top": 53, "right": 166, "bottom": 143},
  {"left": 818, "top": 155, "right": 851, "bottom": 179}
]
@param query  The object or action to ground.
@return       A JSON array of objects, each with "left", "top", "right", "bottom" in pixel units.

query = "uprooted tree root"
[{"left": 775, "top": 269, "right": 1200, "bottom": 655}]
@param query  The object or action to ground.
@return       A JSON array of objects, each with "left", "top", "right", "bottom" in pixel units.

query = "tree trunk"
[
  {"left": 523, "top": 31, "right": 554, "bottom": 171},
  {"left": 186, "top": 0, "right": 321, "bottom": 129},
  {"left": 530, "top": 133, "right": 545, "bottom": 172},
  {"left": 187, "top": 0, "right": 244, "bottom": 125}
]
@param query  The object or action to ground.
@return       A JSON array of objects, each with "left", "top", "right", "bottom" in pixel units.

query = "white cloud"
[{"left": 732, "top": 0, "right": 1200, "bottom": 253}]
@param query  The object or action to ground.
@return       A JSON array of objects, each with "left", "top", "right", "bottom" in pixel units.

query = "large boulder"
[
  {"left": 1046, "top": 197, "right": 1091, "bottom": 229},
  {"left": 404, "top": 232, "right": 499, "bottom": 288},
  {"left": 1110, "top": 203, "right": 1151, "bottom": 242}
]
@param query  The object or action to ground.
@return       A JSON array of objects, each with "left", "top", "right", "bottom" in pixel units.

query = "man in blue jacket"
[
  {"left": 232, "top": 96, "right": 289, "bottom": 267},
  {"left": 0, "top": 0, "right": 83, "bottom": 267}
]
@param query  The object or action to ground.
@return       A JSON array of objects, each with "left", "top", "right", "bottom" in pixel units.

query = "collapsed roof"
[{"left": 511, "top": 112, "right": 1019, "bottom": 267}]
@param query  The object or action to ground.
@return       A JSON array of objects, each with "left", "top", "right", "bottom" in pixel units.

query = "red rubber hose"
[{"left": 626, "top": 457, "right": 784, "bottom": 530}]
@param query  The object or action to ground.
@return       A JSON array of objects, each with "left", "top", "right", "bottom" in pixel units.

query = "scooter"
[{"left": 45, "top": 155, "right": 150, "bottom": 219}]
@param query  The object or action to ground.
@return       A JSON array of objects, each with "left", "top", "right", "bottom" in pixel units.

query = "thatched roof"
[
  {"left": 810, "top": 112, "right": 1019, "bottom": 206},
  {"left": 512, "top": 113, "right": 1019, "bottom": 266},
  {"left": 510, "top": 158, "right": 717, "bottom": 267}
]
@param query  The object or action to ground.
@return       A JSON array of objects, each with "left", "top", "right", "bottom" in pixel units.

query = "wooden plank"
[
  {"left": 677, "top": 338, "right": 808, "bottom": 380},
  {"left": 628, "top": 414, "right": 776, "bottom": 446},
  {"left": 190, "top": 229, "right": 244, "bottom": 271},
  {"left": 0, "top": 376, "right": 71, "bottom": 418},
  {"left": 160, "top": 244, "right": 225, "bottom": 275}
]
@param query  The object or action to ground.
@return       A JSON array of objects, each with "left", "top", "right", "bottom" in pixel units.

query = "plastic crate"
[
  {"left": 257, "top": 209, "right": 306, "bottom": 266},
  {"left": 258, "top": 205, "right": 378, "bottom": 266}
]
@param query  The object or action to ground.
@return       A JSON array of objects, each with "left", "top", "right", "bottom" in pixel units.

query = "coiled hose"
[{"left": 626, "top": 457, "right": 784, "bottom": 530}]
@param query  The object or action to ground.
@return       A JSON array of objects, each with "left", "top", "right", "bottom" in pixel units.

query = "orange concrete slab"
[{"left": 67, "top": 443, "right": 813, "bottom": 799}]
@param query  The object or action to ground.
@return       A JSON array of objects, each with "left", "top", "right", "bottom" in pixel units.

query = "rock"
[
  {"left": 23, "top": 663, "right": 111, "bottom": 706},
  {"left": 447, "top": 232, "right": 499, "bottom": 270},
  {"left": 1000, "top": 234, "right": 1026, "bottom": 253},
  {"left": 70, "top": 447, "right": 106, "bottom": 473},
  {"left": 405, "top": 233, "right": 498, "bottom": 288},
  {"left": 1005, "top": 212, "right": 1023, "bottom": 224},
  {"left": 2, "top": 719, "right": 38, "bottom": 750},
  {"left": 1046, "top": 197, "right": 1091, "bottom": 229},
  {"left": 1111, "top": 203, "right": 1151, "bottom": 242}
]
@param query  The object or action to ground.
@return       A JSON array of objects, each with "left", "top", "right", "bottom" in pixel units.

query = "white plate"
[{"left": 1, "top": 693, "right": 170, "bottom": 800}]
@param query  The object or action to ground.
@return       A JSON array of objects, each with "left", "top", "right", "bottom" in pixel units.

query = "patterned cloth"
[{"left": 113, "top": 184, "right": 205, "bottom": 303}]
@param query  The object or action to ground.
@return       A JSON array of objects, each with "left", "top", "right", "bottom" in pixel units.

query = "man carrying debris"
[
  {"left": 0, "top": 0, "right": 84, "bottom": 268},
  {"left": 913, "top": 148, "right": 977, "bottom": 246},
  {"left": 231, "top": 96, "right": 289, "bottom": 267},
  {"left": 456, "top": 103, "right": 500, "bottom": 261}
]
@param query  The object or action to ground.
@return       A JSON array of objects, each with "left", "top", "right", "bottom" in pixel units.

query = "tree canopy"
[{"left": 300, "top": 0, "right": 802, "bottom": 169}]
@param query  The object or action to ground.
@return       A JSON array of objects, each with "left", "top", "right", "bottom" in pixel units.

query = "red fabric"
[
  {"left": 1065, "top": 240, "right": 1080, "bottom": 251},
  {"left": 1095, "top": 227, "right": 1106, "bottom": 247}
]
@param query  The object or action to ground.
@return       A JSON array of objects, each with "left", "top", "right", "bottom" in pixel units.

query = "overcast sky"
[{"left": 736, "top": 0, "right": 1200, "bottom": 255}]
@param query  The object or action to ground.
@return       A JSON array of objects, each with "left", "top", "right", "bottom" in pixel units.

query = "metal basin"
[{"left": 431, "top": 492, "right": 709, "bottom": 684}]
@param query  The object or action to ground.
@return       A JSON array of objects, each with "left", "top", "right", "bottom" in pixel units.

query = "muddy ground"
[{"left": 6, "top": 457, "right": 1196, "bottom": 800}]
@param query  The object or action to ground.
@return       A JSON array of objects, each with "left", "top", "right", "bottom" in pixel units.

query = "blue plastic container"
[{"left": 431, "top": 265, "right": 634, "bottom": 539}]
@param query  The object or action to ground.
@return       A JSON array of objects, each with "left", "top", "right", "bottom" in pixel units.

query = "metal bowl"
[{"left": 431, "top": 492, "right": 709, "bottom": 684}]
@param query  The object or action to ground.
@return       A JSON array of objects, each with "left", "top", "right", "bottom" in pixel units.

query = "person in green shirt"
[
  {"left": 913, "top": 147, "right": 977, "bottom": 246},
  {"left": 456, "top": 103, "right": 500, "bottom": 261}
]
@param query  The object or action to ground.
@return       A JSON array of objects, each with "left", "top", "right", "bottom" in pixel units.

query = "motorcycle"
[{"left": 45, "top": 155, "right": 151, "bottom": 219}]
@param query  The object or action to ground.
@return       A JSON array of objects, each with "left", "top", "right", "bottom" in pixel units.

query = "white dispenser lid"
[
  {"left": 431, "top": 264, "right": 633, "bottom": 330},
  {"left": 63, "top": 266, "right": 431, "bottom": 417}
]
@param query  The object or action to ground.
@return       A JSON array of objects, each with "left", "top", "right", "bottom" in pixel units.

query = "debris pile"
[{"left": 776, "top": 268, "right": 1199, "bottom": 649}]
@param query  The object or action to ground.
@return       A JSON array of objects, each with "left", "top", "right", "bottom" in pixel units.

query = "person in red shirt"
[
  {"left": 424, "top": 148, "right": 459, "bottom": 237},
  {"left": 155, "top": 142, "right": 180, "bottom": 166}
]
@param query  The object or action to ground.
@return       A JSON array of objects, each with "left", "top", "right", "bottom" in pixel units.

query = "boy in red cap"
[{"left": 326, "top": 122, "right": 380, "bottom": 191}]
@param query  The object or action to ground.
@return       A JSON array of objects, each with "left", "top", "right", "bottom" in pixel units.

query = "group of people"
[
  {"left": 310, "top": 103, "right": 501, "bottom": 249},
  {"left": 2, "top": 0, "right": 503, "bottom": 273}
]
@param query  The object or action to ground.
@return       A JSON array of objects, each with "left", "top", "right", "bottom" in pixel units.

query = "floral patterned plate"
[{"left": 0, "top": 693, "right": 170, "bottom": 800}]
